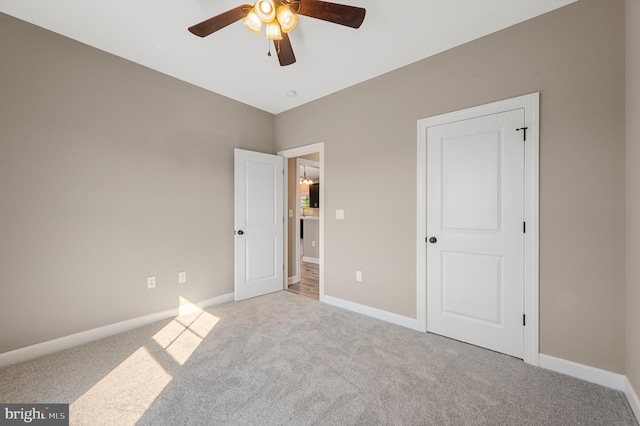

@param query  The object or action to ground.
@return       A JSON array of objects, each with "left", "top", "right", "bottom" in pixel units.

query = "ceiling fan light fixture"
[
  {"left": 243, "top": 9, "right": 263, "bottom": 34},
  {"left": 255, "top": 0, "right": 276, "bottom": 23},
  {"left": 276, "top": 4, "right": 298, "bottom": 33},
  {"left": 265, "top": 20, "right": 283, "bottom": 40}
]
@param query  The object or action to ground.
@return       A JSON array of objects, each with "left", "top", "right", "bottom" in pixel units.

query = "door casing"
[{"left": 416, "top": 93, "right": 540, "bottom": 366}]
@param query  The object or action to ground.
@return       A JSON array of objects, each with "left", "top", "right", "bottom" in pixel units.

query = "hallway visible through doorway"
[{"left": 287, "top": 239, "right": 319, "bottom": 299}]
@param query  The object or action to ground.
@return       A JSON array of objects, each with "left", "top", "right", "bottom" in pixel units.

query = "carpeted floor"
[{"left": 0, "top": 291, "right": 637, "bottom": 425}]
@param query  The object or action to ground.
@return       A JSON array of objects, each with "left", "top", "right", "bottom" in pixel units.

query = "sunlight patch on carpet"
[
  {"left": 153, "top": 297, "right": 220, "bottom": 366},
  {"left": 157, "top": 311, "right": 220, "bottom": 365},
  {"left": 70, "top": 346, "right": 171, "bottom": 425}
]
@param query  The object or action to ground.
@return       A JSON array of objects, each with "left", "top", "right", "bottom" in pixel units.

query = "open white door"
[{"left": 234, "top": 149, "right": 284, "bottom": 301}]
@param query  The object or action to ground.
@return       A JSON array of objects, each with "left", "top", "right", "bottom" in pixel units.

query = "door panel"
[
  {"left": 427, "top": 109, "right": 524, "bottom": 358},
  {"left": 441, "top": 252, "right": 502, "bottom": 324},
  {"left": 234, "top": 149, "right": 283, "bottom": 301},
  {"left": 442, "top": 131, "right": 500, "bottom": 231}
]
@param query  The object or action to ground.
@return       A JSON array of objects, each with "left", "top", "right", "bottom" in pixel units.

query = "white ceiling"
[{"left": 0, "top": 0, "right": 576, "bottom": 114}]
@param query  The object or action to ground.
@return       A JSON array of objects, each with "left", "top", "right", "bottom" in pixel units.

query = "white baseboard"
[
  {"left": 0, "top": 292, "right": 234, "bottom": 369},
  {"left": 321, "top": 294, "right": 419, "bottom": 331},
  {"left": 626, "top": 376, "right": 640, "bottom": 422},
  {"left": 302, "top": 256, "right": 319, "bottom": 264},
  {"left": 177, "top": 293, "right": 234, "bottom": 316},
  {"left": 538, "top": 354, "right": 625, "bottom": 391},
  {"left": 531, "top": 354, "right": 640, "bottom": 422}
]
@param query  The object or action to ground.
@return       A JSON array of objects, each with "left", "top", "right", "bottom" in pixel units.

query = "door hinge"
[
  {"left": 523, "top": 314, "right": 526, "bottom": 326},
  {"left": 516, "top": 127, "right": 528, "bottom": 142},
  {"left": 523, "top": 222, "right": 526, "bottom": 233}
]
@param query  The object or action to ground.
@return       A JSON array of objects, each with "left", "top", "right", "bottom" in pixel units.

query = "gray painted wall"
[
  {"left": 275, "top": 0, "right": 627, "bottom": 373},
  {"left": 0, "top": 13, "right": 275, "bottom": 353},
  {"left": 626, "top": 0, "right": 640, "bottom": 396}
]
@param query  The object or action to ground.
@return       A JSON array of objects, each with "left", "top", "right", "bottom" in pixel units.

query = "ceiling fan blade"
[
  {"left": 297, "top": 0, "right": 366, "bottom": 29},
  {"left": 188, "top": 4, "right": 251, "bottom": 37},
  {"left": 275, "top": 33, "right": 296, "bottom": 66}
]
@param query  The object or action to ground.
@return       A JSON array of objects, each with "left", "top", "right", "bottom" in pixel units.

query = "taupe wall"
[
  {"left": 275, "top": 0, "right": 627, "bottom": 373},
  {"left": 626, "top": 0, "right": 640, "bottom": 394},
  {"left": 0, "top": 13, "right": 275, "bottom": 353}
]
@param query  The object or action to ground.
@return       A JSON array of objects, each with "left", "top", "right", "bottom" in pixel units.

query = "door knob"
[
  {"left": 429, "top": 237, "right": 437, "bottom": 244},
  {"left": 237, "top": 230, "right": 244, "bottom": 235}
]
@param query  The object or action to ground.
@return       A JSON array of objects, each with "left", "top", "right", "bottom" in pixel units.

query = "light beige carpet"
[{"left": 0, "top": 291, "right": 637, "bottom": 425}]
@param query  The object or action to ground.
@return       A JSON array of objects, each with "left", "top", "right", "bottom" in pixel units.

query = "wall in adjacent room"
[
  {"left": 275, "top": 0, "right": 626, "bottom": 373},
  {"left": 0, "top": 13, "right": 275, "bottom": 353}
]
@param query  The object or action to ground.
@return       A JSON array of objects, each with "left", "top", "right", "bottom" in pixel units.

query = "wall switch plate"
[
  {"left": 289, "top": 209, "right": 293, "bottom": 218},
  {"left": 356, "top": 271, "right": 362, "bottom": 282},
  {"left": 312, "top": 241, "right": 316, "bottom": 247},
  {"left": 336, "top": 209, "right": 345, "bottom": 220},
  {"left": 178, "top": 271, "right": 187, "bottom": 284},
  {"left": 147, "top": 276, "right": 156, "bottom": 289}
]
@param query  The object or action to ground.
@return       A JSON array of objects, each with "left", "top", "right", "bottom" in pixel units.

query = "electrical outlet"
[
  {"left": 356, "top": 271, "right": 362, "bottom": 282},
  {"left": 147, "top": 276, "right": 156, "bottom": 289},
  {"left": 178, "top": 271, "right": 187, "bottom": 284},
  {"left": 336, "top": 209, "right": 345, "bottom": 220}
]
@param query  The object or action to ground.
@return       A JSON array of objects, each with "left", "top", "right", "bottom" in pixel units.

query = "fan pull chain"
[{"left": 267, "top": 40, "right": 272, "bottom": 57}]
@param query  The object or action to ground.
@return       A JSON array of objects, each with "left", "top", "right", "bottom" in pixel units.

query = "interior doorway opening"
[
  {"left": 289, "top": 157, "right": 320, "bottom": 299},
  {"left": 278, "top": 142, "right": 325, "bottom": 301}
]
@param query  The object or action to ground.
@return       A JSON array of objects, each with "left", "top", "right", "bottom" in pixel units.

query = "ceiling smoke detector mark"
[{"left": 285, "top": 90, "right": 297, "bottom": 98}]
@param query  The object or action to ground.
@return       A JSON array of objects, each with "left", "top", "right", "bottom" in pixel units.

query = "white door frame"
[
  {"left": 278, "top": 142, "right": 325, "bottom": 299},
  {"left": 416, "top": 93, "right": 540, "bottom": 366}
]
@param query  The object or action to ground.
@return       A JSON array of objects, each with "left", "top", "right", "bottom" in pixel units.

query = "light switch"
[
  {"left": 289, "top": 209, "right": 293, "bottom": 218},
  {"left": 336, "top": 209, "right": 345, "bottom": 220}
]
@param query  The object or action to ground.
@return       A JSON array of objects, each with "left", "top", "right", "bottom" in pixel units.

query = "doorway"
[
  {"left": 278, "top": 142, "right": 325, "bottom": 301},
  {"left": 416, "top": 93, "right": 539, "bottom": 365}
]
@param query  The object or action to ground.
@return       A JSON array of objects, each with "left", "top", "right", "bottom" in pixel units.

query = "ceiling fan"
[{"left": 188, "top": 0, "right": 366, "bottom": 66}]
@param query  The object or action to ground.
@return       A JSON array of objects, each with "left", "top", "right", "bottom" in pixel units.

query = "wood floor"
[{"left": 287, "top": 239, "right": 319, "bottom": 300}]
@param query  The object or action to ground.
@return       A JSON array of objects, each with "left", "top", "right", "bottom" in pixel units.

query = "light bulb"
[
  {"left": 276, "top": 4, "right": 298, "bottom": 33},
  {"left": 243, "top": 8, "right": 262, "bottom": 34},
  {"left": 265, "top": 19, "right": 282, "bottom": 40},
  {"left": 255, "top": 0, "right": 276, "bottom": 23}
]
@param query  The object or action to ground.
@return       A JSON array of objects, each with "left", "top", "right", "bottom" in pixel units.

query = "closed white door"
[
  {"left": 234, "top": 149, "right": 284, "bottom": 301},
  {"left": 426, "top": 109, "right": 525, "bottom": 358}
]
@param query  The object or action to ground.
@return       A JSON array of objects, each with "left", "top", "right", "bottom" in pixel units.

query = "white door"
[
  {"left": 426, "top": 109, "right": 525, "bottom": 358},
  {"left": 234, "top": 149, "right": 284, "bottom": 301}
]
